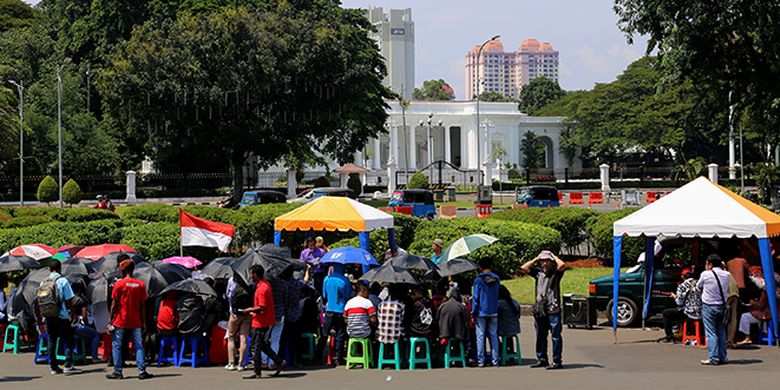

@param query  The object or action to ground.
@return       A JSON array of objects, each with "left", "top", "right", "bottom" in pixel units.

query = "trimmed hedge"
[
  {"left": 408, "top": 218, "right": 561, "bottom": 278},
  {"left": 120, "top": 222, "right": 180, "bottom": 261},
  {"left": 2, "top": 216, "right": 53, "bottom": 229},
  {"left": 584, "top": 208, "right": 643, "bottom": 265},
  {"left": 0, "top": 220, "right": 125, "bottom": 250},
  {"left": 489, "top": 207, "right": 596, "bottom": 251},
  {"left": 0, "top": 208, "right": 120, "bottom": 229}
]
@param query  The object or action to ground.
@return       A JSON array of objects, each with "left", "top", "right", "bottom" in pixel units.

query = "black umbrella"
[
  {"left": 160, "top": 278, "right": 217, "bottom": 297},
  {"left": 436, "top": 258, "right": 479, "bottom": 277},
  {"left": 92, "top": 252, "right": 145, "bottom": 275},
  {"left": 360, "top": 263, "right": 418, "bottom": 285},
  {"left": 201, "top": 257, "right": 237, "bottom": 279},
  {"left": 61, "top": 257, "right": 96, "bottom": 278},
  {"left": 257, "top": 244, "right": 307, "bottom": 271},
  {"left": 11, "top": 268, "right": 84, "bottom": 314},
  {"left": 387, "top": 252, "right": 439, "bottom": 272},
  {"left": 231, "top": 248, "right": 294, "bottom": 286},
  {"left": 87, "top": 275, "right": 112, "bottom": 305},
  {"left": 0, "top": 254, "right": 39, "bottom": 273},
  {"left": 133, "top": 261, "right": 191, "bottom": 297}
]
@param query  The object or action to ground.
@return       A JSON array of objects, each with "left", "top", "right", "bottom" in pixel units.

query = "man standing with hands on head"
[
  {"left": 106, "top": 257, "right": 153, "bottom": 380},
  {"left": 521, "top": 250, "right": 567, "bottom": 370}
]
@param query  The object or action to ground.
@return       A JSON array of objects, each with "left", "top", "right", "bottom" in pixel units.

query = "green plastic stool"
[
  {"left": 55, "top": 334, "right": 87, "bottom": 364},
  {"left": 377, "top": 342, "right": 402, "bottom": 371},
  {"left": 345, "top": 338, "right": 372, "bottom": 369},
  {"left": 443, "top": 339, "right": 466, "bottom": 368},
  {"left": 300, "top": 333, "right": 318, "bottom": 361},
  {"left": 2, "top": 323, "right": 20, "bottom": 355},
  {"left": 408, "top": 337, "right": 431, "bottom": 370},
  {"left": 500, "top": 334, "right": 522, "bottom": 366}
]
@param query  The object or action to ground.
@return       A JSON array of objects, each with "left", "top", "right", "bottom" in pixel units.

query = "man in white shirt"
[{"left": 696, "top": 254, "right": 732, "bottom": 366}]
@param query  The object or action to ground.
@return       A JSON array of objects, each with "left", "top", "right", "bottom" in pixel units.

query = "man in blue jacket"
[
  {"left": 472, "top": 258, "right": 500, "bottom": 367},
  {"left": 318, "top": 264, "right": 352, "bottom": 366}
]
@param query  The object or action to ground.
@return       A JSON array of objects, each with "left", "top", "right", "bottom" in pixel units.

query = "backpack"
[
  {"left": 36, "top": 277, "right": 61, "bottom": 318},
  {"left": 230, "top": 281, "right": 253, "bottom": 315}
]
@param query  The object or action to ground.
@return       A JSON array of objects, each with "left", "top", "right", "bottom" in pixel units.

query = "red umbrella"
[
  {"left": 55, "top": 245, "right": 85, "bottom": 257},
  {"left": 75, "top": 244, "right": 137, "bottom": 261},
  {"left": 4, "top": 244, "right": 57, "bottom": 261}
]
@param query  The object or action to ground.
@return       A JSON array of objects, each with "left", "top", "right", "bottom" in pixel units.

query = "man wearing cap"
[
  {"left": 106, "top": 257, "right": 153, "bottom": 380},
  {"left": 521, "top": 250, "right": 567, "bottom": 370},
  {"left": 431, "top": 239, "right": 445, "bottom": 265},
  {"left": 660, "top": 268, "right": 702, "bottom": 344}
]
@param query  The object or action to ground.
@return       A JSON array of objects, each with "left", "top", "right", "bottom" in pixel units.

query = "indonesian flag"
[{"left": 179, "top": 210, "right": 236, "bottom": 252}]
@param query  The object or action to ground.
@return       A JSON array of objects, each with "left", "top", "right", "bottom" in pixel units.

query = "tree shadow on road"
[{"left": 0, "top": 376, "right": 41, "bottom": 382}]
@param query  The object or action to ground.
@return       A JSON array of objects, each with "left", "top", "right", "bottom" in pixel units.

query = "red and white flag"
[{"left": 179, "top": 210, "right": 236, "bottom": 252}]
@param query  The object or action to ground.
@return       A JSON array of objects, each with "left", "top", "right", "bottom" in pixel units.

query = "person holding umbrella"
[
  {"left": 34, "top": 260, "right": 80, "bottom": 375},
  {"left": 431, "top": 239, "right": 445, "bottom": 265},
  {"left": 521, "top": 250, "right": 567, "bottom": 370},
  {"left": 242, "top": 265, "right": 287, "bottom": 379}
]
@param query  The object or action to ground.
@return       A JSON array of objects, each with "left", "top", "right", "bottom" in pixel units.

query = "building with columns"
[{"left": 367, "top": 7, "right": 415, "bottom": 99}]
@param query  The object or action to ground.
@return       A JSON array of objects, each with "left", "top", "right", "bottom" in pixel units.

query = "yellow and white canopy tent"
[{"left": 612, "top": 177, "right": 780, "bottom": 343}]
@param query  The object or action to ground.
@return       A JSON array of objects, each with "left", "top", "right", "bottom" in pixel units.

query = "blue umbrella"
[{"left": 321, "top": 247, "right": 379, "bottom": 266}]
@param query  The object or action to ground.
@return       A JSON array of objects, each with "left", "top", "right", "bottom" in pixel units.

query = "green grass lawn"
[{"left": 503, "top": 267, "right": 616, "bottom": 305}]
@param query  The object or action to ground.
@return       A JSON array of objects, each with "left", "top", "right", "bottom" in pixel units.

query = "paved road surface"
[{"left": 2, "top": 318, "right": 778, "bottom": 390}]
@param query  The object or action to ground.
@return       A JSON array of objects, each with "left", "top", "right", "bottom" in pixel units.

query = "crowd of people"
[{"left": 0, "top": 237, "right": 572, "bottom": 380}]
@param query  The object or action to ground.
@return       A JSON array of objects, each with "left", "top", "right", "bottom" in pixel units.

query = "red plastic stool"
[
  {"left": 682, "top": 319, "right": 706, "bottom": 347},
  {"left": 326, "top": 336, "right": 336, "bottom": 365}
]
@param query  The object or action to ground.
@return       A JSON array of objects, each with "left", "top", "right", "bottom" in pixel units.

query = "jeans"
[
  {"left": 476, "top": 316, "right": 499, "bottom": 366},
  {"left": 701, "top": 304, "right": 728, "bottom": 363},
  {"left": 45, "top": 317, "right": 75, "bottom": 371},
  {"left": 261, "top": 318, "right": 285, "bottom": 366},
  {"left": 111, "top": 328, "right": 146, "bottom": 375},
  {"left": 318, "top": 312, "right": 346, "bottom": 362},
  {"left": 661, "top": 308, "right": 686, "bottom": 340},
  {"left": 534, "top": 313, "right": 563, "bottom": 364},
  {"left": 252, "top": 327, "right": 283, "bottom": 376},
  {"left": 75, "top": 324, "right": 100, "bottom": 360}
]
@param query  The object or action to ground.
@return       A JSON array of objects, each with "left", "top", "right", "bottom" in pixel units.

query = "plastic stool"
[
  {"left": 300, "top": 333, "right": 317, "bottom": 361},
  {"left": 443, "top": 339, "right": 466, "bottom": 369},
  {"left": 158, "top": 335, "right": 180, "bottom": 367},
  {"left": 761, "top": 321, "right": 777, "bottom": 346},
  {"left": 55, "top": 334, "right": 86, "bottom": 363},
  {"left": 345, "top": 338, "right": 372, "bottom": 369},
  {"left": 34, "top": 334, "right": 50, "bottom": 364},
  {"left": 377, "top": 342, "right": 403, "bottom": 371},
  {"left": 407, "top": 337, "right": 432, "bottom": 370},
  {"left": 178, "top": 336, "right": 209, "bottom": 367},
  {"left": 2, "top": 323, "right": 20, "bottom": 355},
  {"left": 326, "top": 336, "right": 336, "bottom": 365},
  {"left": 682, "top": 319, "right": 706, "bottom": 347},
  {"left": 500, "top": 334, "right": 522, "bottom": 366}
]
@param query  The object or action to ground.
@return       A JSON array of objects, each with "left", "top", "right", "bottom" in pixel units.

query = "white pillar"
[
  {"left": 599, "top": 163, "right": 611, "bottom": 192},
  {"left": 340, "top": 172, "right": 349, "bottom": 188},
  {"left": 483, "top": 161, "right": 493, "bottom": 186},
  {"left": 286, "top": 169, "right": 297, "bottom": 198},
  {"left": 372, "top": 137, "right": 381, "bottom": 170},
  {"left": 408, "top": 125, "right": 417, "bottom": 170},
  {"left": 444, "top": 126, "right": 452, "bottom": 164},
  {"left": 707, "top": 164, "right": 719, "bottom": 184},
  {"left": 125, "top": 170, "right": 137, "bottom": 203},
  {"left": 390, "top": 125, "right": 398, "bottom": 169}
]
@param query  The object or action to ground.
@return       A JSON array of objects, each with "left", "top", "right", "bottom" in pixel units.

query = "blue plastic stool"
[
  {"left": 158, "top": 335, "right": 180, "bottom": 367},
  {"left": 34, "top": 334, "right": 50, "bottom": 364},
  {"left": 443, "top": 339, "right": 466, "bottom": 368},
  {"left": 245, "top": 334, "right": 253, "bottom": 363},
  {"left": 377, "top": 342, "right": 403, "bottom": 371},
  {"left": 2, "top": 323, "right": 20, "bottom": 355},
  {"left": 762, "top": 321, "right": 777, "bottom": 346},
  {"left": 500, "top": 334, "right": 522, "bottom": 366},
  {"left": 178, "top": 336, "right": 209, "bottom": 367},
  {"left": 407, "top": 337, "right": 432, "bottom": 370}
]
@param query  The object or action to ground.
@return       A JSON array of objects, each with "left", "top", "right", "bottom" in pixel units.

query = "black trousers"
[
  {"left": 252, "top": 327, "right": 282, "bottom": 375},
  {"left": 662, "top": 308, "right": 686, "bottom": 340}
]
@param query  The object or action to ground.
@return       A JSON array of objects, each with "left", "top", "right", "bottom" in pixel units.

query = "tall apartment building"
[
  {"left": 367, "top": 7, "right": 415, "bottom": 99},
  {"left": 465, "top": 38, "right": 559, "bottom": 101}
]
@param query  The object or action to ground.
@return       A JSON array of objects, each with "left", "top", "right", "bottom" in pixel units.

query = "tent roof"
[
  {"left": 614, "top": 177, "right": 780, "bottom": 239},
  {"left": 334, "top": 163, "right": 369, "bottom": 174},
  {"left": 274, "top": 196, "right": 393, "bottom": 232}
]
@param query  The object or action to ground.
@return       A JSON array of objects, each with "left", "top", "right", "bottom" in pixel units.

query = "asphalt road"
[{"left": 2, "top": 318, "right": 778, "bottom": 390}]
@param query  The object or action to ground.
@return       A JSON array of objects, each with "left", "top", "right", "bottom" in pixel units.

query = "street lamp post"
[
  {"left": 9, "top": 80, "right": 24, "bottom": 206},
  {"left": 475, "top": 35, "right": 500, "bottom": 185},
  {"left": 57, "top": 63, "right": 65, "bottom": 208}
]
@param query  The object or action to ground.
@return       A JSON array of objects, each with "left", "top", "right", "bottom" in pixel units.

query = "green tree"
[
  {"left": 62, "top": 178, "right": 82, "bottom": 205},
  {"left": 102, "top": 4, "right": 392, "bottom": 199},
  {"left": 37, "top": 175, "right": 58, "bottom": 204},
  {"left": 518, "top": 77, "right": 565, "bottom": 115},
  {"left": 346, "top": 173, "right": 362, "bottom": 196},
  {"left": 520, "top": 132, "right": 544, "bottom": 169},
  {"left": 0, "top": 0, "right": 38, "bottom": 33},
  {"left": 408, "top": 172, "right": 429, "bottom": 189},
  {"left": 477, "top": 91, "right": 512, "bottom": 102},
  {"left": 412, "top": 79, "right": 454, "bottom": 101}
]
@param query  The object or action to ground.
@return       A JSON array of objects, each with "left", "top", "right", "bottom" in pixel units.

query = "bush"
[
  {"left": 329, "top": 212, "right": 424, "bottom": 261},
  {"left": 62, "top": 179, "right": 83, "bottom": 205},
  {"left": 585, "top": 208, "right": 643, "bottom": 265},
  {"left": 52, "top": 208, "right": 120, "bottom": 222},
  {"left": 489, "top": 207, "right": 596, "bottom": 252},
  {"left": 2, "top": 216, "right": 52, "bottom": 229},
  {"left": 408, "top": 218, "right": 561, "bottom": 278},
  {"left": 347, "top": 173, "right": 362, "bottom": 196},
  {"left": 115, "top": 204, "right": 180, "bottom": 222},
  {"left": 120, "top": 222, "right": 180, "bottom": 261},
  {"left": 408, "top": 172, "right": 430, "bottom": 189},
  {"left": 312, "top": 176, "right": 330, "bottom": 188},
  {"left": 37, "top": 176, "right": 59, "bottom": 204}
]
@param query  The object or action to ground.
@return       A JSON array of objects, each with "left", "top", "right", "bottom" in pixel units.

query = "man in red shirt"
[
  {"left": 242, "top": 265, "right": 287, "bottom": 379},
  {"left": 106, "top": 258, "right": 154, "bottom": 380}
]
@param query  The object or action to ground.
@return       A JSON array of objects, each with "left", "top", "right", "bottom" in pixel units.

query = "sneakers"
[
  {"left": 105, "top": 372, "right": 124, "bottom": 380},
  {"left": 225, "top": 364, "right": 237, "bottom": 371},
  {"left": 546, "top": 362, "right": 563, "bottom": 370},
  {"left": 237, "top": 365, "right": 248, "bottom": 372},
  {"left": 63, "top": 366, "right": 81, "bottom": 374},
  {"left": 700, "top": 359, "right": 719, "bottom": 366},
  {"left": 243, "top": 374, "right": 262, "bottom": 380},
  {"left": 271, "top": 360, "right": 288, "bottom": 377},
  {"left": 138, "top": 372, "right": 155, "bottom": 380},
  {"left": 50, "top": 368, "right": 64, "bottom": 375},
  {"left": 530, "top": 361, "right": 549, "bottom": 368}
]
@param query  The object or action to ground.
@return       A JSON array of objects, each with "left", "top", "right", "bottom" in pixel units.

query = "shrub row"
[
  {"left": 489, "top": 207, "right": 596, "bottom": 250},
  {"left": 408, "top": 218, "right": 561, "bottom": 278},
  {"left": 0, "top": 207, "right": 119, "bottom": 229},
  {"left": 584, "top": 208, "right": 643, "bottom": 265}
]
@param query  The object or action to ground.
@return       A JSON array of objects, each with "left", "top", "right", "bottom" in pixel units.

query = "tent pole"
[
  {"left": 758, "top": 238, "right": 779, "bottom": 346},
  {"left": 613, "top": 236, "right": 622, "bottom": 343},
  {"left": 642, "top": 236, "right": 656, "bottom": 329}
]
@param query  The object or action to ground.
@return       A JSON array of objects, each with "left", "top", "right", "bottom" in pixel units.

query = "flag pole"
[{"left": 179, "top": 208, "right": 184, "bottom": 256}]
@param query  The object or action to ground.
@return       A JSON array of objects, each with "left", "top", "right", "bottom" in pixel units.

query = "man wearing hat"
[
  {"left": 431, "top": 239, "right": 445, "bottom": 265},
  {"left": 659, "top": 268, "right": 702, "bottom": 344},
  {"left": 521, "top": 250, "right": 567, "bottom": 370}
]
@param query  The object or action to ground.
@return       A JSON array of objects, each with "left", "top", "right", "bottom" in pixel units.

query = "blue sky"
[
  {"left": 342, "top": 0, "right": 649, "bottom": 98},
  {"left": 24, "top": 0, "right": 648, "bottom": 98}
]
